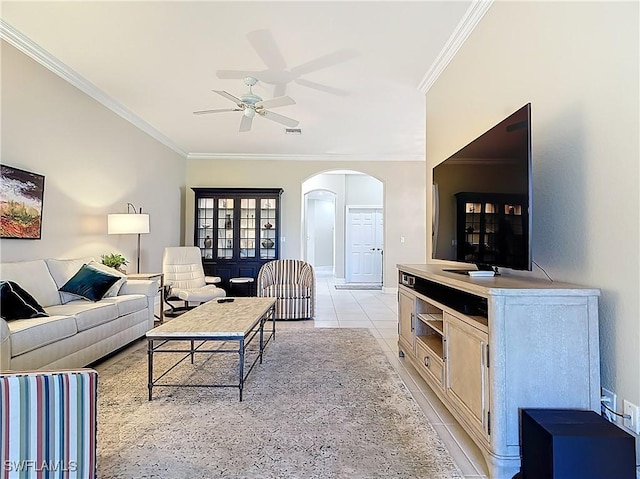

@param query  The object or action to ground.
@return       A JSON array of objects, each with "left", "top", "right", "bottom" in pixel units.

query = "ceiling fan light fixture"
[{"left": 195, "top": 77, "right": 298, "bottom": 132}]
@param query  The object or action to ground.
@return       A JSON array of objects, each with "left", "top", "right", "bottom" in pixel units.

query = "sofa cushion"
[
  {"left": 59, "top": 264, "right": 121, "bottom": 302},
  {"left": 100, "top": 294, "right": 147, "bottom": 317},
  {"left": 46, "top": 301, "right": 119, "bottom": 332},
  {"left": 8, "top": 315, "right": 77, "bottom": 357},
  {"left": 0, "top": 281, "right": 49, "bottom": 321},
  {"left": 45, "top": 257, "right": 95, "bottom": 304},
  {"left": 87, "top": 261, "right": 126, "bottom": 297},
  {"left": 0, "top": 260, "right": 61, "bottom": 307}
]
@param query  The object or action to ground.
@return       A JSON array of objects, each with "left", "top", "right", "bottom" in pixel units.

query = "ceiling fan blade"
[
  {"left": 239, "top": 114, "right": 253, "bottom": 132},
  {"left": 247, "top": 29, "right": 287, "bottom": 71},
  {"left": 256, "top": 96, "right": 296, "bottom": 110},
  {"left": 273, "top": 83, "right": 287, "bottom": 98},
  {"left": 213, "top": 90, "right": 244, "bottom": 106},
  {"left": 294, "top": 78, "right": 350, "bottom": 97},
  {"left": 289, "top": 49, "right": 359, "bottom": 76},
  {"left": 216, "top": 69, "right": 258, "bottom": 80},
  {"left": 193, "top": 108, "right": 241, "bottom": 115},
  {"left": 261, "top": 110, "right": 299, "bottom": 128}
]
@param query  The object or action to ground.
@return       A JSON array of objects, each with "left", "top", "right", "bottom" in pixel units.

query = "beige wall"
[
  {"left": 1, "top": 42, "right": 185, "bottom": 272},
  {"left": 426, "top": 1, "right": 639, "bottom": 416},
  {"left": 186, "top": 160, "right": 426, "bottom": 288}
]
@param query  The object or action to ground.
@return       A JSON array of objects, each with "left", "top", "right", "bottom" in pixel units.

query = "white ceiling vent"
[{"left": 285, "top": 128, "right": 302, "bottom": 135}]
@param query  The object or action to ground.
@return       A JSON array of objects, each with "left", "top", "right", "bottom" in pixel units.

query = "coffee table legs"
[
  {"left": 238, "top": 338, "right": 245, "bottom": 401},
  {"left": 148, "top": 339, "right": 154, "bottom": 401},
  {"left": 146, "top": 307, "right": 274, "bottom": 402}
]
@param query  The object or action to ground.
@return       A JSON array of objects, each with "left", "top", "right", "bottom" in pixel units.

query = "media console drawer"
[{"left": 415, "top": 339, "right": 444, "bottom": 388}]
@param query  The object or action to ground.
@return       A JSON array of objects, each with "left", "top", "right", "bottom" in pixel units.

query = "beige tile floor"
[{"left": 277, "top": 271, "right": 490, "bottom": 478}]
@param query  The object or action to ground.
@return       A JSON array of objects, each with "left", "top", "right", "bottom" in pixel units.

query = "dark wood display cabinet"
[
  {"left": 455, "top": 192, "right": 528, "bottom": 269},
  {"left": 193, "top": 187, "right": 283, "bottom": 290}
]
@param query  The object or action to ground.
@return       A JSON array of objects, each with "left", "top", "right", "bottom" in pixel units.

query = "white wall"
[
  {"left": 303, "top": 175, "right": 346, "bottom": 279},
  {"left": 426, "top": 0, "right": 639, "bottom": 428},
  {"left": 185, "top": 160, "right": 426, "bottom": 288},
  {"left": 1, "top": 42, "right": 185, "bottom": 272},
  {"left": 345, "top": 175, "right": 383, "bottom": 206},
  {"left": 307, "top": 197, "right": 334, "bottom": 268}
]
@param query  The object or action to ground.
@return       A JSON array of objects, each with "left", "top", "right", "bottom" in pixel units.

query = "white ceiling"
[{"left": 1, "top": 1, "right": 477, "bottom": 161}]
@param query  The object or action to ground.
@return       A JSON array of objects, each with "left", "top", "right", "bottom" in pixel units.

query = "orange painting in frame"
[{"left": 0, "top": 165, "right": 45, "bottom": 239}]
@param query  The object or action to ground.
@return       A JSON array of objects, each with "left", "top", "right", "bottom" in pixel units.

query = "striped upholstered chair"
[
  {"left": 0, "top": 369, "right": 98, "bottom": 478},
  {"left": 257, "top": 260, "right": 315, "bottom": 320}
]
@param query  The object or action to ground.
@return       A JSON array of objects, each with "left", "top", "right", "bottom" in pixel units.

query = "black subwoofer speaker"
[{"left": 520, "top": 409, "right": 635, "bottom": 479}]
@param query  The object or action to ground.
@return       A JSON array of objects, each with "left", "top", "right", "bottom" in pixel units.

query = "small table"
[
  {"left": 146, "top": 297, "right": 276, "bottom": 401},
  {"left": 127, "top": 272, "right": 164, "bottom": 323},
  {"left": 229, "top": 277, "right": 255, "bottom": 296}
]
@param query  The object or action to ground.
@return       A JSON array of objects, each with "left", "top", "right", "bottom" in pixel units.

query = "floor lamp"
[{"left": 107, "top": 203, "right": 150, "bottom": 273}]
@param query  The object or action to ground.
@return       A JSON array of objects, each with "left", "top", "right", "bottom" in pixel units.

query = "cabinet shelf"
[
  {"left": 417, "top": 314, "right": 444, "bottom": 334},
  {"left": 416, "top": 334, "right": 444, "bottom": 359}
]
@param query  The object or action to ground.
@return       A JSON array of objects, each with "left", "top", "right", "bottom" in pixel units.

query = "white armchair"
[{"left": 162, "top": 247, "right": 226, "bottom": 316}]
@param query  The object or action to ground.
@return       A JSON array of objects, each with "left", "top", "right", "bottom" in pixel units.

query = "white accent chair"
[{"left": 162, "top": 247, "right": 226, "bottom": 316}]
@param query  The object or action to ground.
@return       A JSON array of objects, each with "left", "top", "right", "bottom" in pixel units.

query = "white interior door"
[{"left": 346, "top": 207, "right": 383, "bottom": 283}]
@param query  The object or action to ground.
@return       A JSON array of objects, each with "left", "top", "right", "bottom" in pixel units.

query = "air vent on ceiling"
[{"left": 285, "top": 128, "right": 302, "bottom": 135}]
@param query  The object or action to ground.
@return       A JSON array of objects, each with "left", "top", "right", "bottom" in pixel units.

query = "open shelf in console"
[
  {"left": 414, "top": 276, "right": 488, "bottom": 318},
  {"left": 415, "top": 298, "right": 444, "bottom": 360}
]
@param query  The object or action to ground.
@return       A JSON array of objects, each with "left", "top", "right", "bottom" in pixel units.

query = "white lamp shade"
[{"left": 108, "top": 213, "right": 150, "bottom": 234}]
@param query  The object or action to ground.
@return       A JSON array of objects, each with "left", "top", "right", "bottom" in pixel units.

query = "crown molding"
[
  {"left": 418, "top": 0, "right": 493, "bottom": 94},
  {"left": 0, "top": 19, "right": 188, "bottom": 159},
  {"left": 187, "top": 152, "right": 425, "bottom": 162}
]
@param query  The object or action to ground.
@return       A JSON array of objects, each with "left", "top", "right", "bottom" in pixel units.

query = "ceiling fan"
[
  {"left": 216, "top": 29, "right": 358, "bottom": 97},
  {"left": 193, "top": 76, "right": 299, "bottom": 132}
]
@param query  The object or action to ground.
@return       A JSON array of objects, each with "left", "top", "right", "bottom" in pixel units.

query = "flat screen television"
[{"left": 432, "top": 103, "right": 532, "bottom": 272}]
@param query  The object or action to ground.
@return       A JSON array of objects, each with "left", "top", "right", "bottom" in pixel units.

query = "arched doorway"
[{"left": 302, "top": 170, "right": 383, "bottom": 285}]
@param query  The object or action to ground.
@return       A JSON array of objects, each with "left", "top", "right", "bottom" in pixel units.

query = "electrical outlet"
[
  {"left": 623, "top": 400, "right": 640, "bottom": 434},
  {"left": 601, "top": 388, "right": 617, "bottom": 423}
]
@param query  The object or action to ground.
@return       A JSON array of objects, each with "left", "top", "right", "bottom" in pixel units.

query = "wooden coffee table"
[{"left": 146, "top": 297, "right": 276, "bottom": 401}]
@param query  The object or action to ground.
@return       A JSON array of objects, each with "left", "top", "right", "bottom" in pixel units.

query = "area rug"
[
  {"left": 334, "top": 283, "right": 382, "bottom": 290},
  {"left": 95, "top": 328, "right": 463, "bottom": 479}
]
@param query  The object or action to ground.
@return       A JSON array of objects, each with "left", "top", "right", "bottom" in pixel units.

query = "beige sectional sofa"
[{"left": 0, "top": 256, "right": 156, "bottom": 371}]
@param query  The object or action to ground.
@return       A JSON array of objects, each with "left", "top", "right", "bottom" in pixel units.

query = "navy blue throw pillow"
[
  {"left": 0, "top": 280, "right": 49, "bottom": 321},
  {"left": 59, "top": 264, "right": 121, "bottom": 302}
]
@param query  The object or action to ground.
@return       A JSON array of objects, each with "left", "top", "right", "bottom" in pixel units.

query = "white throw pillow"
[
  {"left": 88, "top": 260, "right": 126, "bottom": 297},
  {"left": 45, "top": 257, "right": 95, "bottom": 304}
]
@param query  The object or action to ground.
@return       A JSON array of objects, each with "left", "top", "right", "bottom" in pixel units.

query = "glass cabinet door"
[
  {"left": 240, "top": 198, "right": 256, "bottom": 259},
  {"left": 197, "top": 198, "right": 215, "bottom": 259},
  {"left": 260, "top": 198, "right": 277, "bottom": 259},
  {"left": 217, "top": 198, "right": 234, "bottom": 259}
]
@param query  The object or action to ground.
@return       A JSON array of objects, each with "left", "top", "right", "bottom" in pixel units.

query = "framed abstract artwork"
[{"left": 0, "top": 165, "right": 45, "bottom": 239}]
